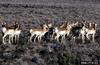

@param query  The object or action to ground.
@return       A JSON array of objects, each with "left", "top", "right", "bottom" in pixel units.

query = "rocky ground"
[{"left": 0, "top": 0, "right": 100, "bottom": 65}]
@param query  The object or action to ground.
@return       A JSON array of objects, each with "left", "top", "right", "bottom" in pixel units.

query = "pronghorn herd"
[{"left": 1, "top": 21, "right": 97, "bottom": 44}]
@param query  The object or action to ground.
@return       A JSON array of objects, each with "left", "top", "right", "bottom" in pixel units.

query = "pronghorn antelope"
[
  {"left": 54, "top": 22, "right": 72, "bottom": 42},
  {"left": 1, "top": 22, "right": 21, "bottom": 44},
  {"left": 46, "top": 23, "right": 55, "bottom": 40},
  {"left": 70, "top": 21, "right": 85, "bottom": 43},
  {"left": 30, "top": 24, "right": 48, "bottom": 42},
  {"left": 79, "top": 23, "right": 86, "bottom": 43},
  {"left": 13, "top": 23, "right": 21, "bottom": 43},
  {"left": 85, "top": 22, "right": 97, "bottom": 42}
]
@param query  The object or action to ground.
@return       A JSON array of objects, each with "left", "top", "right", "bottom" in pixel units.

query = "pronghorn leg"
[
  {"left": 73, "top": 37, "right": 76, "bottom": 42},
  {"left": 39, "top": 35, "right": 42, "bottom": 43},
  {"left": 61, "top": 36, "right": 64, "bottom": 43},
  {"left": 34, "top": 35, "right": 37, "bottom": 42},
  {"left": 86, "top": 33, "right": 90, "bottom": 40},
  {"left": 40, "top": 35, "right": 43, "bottom": 42},
  {"left": 55, "top": 36, "right": 57, "bottom": 41},
  {"left": 52, "top": 33, "right": 56, "bottom": 40},
  {"left": 72, "top": 36, "right": 75, "bottom": 43},
  {"left": 38, "top": 36, "right": 41, "bottom": 43},
  {"left": 56, "top": 35, "right": 60, "bottom": 42},
  {"left": 17, "top": 35, "right": 19, "bottom": 43},
  {"left": 64, "top": 35, "right": 66, "bottom": 39},
  {"left": 51, "top": 33, "right": 54, "bottom": 40},
  {"left": 82, "top": 34, "right": 85, "bottom": 43},
  {"left": 8, "top": 35, "right": 11, "bottom": 44},
  {"left": 37, "top": 35, "right": 41, "bottom": 42},
  {"left": 51, "top": 34, "right": 53, "bottom": 40},
  {"left": 15, "top": 35, "right": 17, "bottom": 43},
  {"left": 9, "top": 35, "right": 13, "bottom": 44},
  {"left": 15, "top": 35, "right": 18, "bottom": 43},
  {"left": 63, "top": 35, "right": 66, "bottom": 41},
  {"left": 30, "top": 34, "right": 34, "bottom": 42},
  {"left": 54, "top": 35, "right": 57, "bottom": 40},
  {"left": 11, "top": 35, "right": 14, "bottom": 44},
  {"left": 3, "top": 34, "right": 7, "bottom": 44},
  {"left": 92, "top": 34, "right": 95, "bottom": 43}
]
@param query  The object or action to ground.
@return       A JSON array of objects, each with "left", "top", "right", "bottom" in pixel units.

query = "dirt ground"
[{"left": 0, "top": 0, "right": 100, "bottom": 65}]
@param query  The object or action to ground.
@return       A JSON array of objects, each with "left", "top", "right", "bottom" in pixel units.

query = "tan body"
[
  {"left": 30, "top": 24, "right": 48, "bottom": 42},
  {"left": 54, "top": 23, "right": 72, "bottom": 42}
]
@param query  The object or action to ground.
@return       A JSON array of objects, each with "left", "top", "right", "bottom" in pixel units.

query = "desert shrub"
[{"left": 57, "top": 52, "right": 80, "bottom": 65}]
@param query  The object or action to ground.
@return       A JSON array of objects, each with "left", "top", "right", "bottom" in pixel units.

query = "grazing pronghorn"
[
  {"left": 1, "top": 22, "right": 21, "bottom": 44},
  {"left": 54, "top": 22, "right": 72, "bottom": 42},
  {"left": 85, "top": 22, "right": 97, "bottom": 42},
  {"left": 30, "top": 24, "right": 48, "bottom": 42}
]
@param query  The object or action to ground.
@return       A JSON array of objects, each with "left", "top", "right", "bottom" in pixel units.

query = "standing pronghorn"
[
  {"left": 14, "top": 23, "right": 21, "bottom": 43},
  {"left": 54, "top": 22, "right": 72, "bottom": 42},
  {"left": 30, "top": 24, "right": 48, "bottom": 42},
  {"left": 1, "top": 22, "right": 21, "bottom": 44},
  {"left": 69, "top": 21, "right": 85, "bottom": 43},
  {"left": 85, "top": 22, "right": 97, "bottom": 42},
  {"left": 79, "top": 22, "right": 86, "bottom": 43}
]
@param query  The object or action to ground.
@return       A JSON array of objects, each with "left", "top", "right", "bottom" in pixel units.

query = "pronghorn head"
[
  {"left": 66, "top": 25, "right": 72, "bottom": 30},
  {"left": 1, "top": 22, "right": 6, "bottom": 27},
  {"left": 13, "top": 22, "right": 20, "bottom": 30},
  {"left": 43, "top": 24, "right": 48, "bottom": 31},
  {"left": 60, "top": 23, "right": 66, "bottom": 28},
  {"left": 1, "top": 22, "right": 7, "bottom": 33},
  {"left": 48, "top": 23, "right": 52, "bottom": 28},
  {"left": 74, "top": 21, "right": 79, "bottom": 26},
  {"left": 70, "top": 21, "right": 79, "bottom": 27}
]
